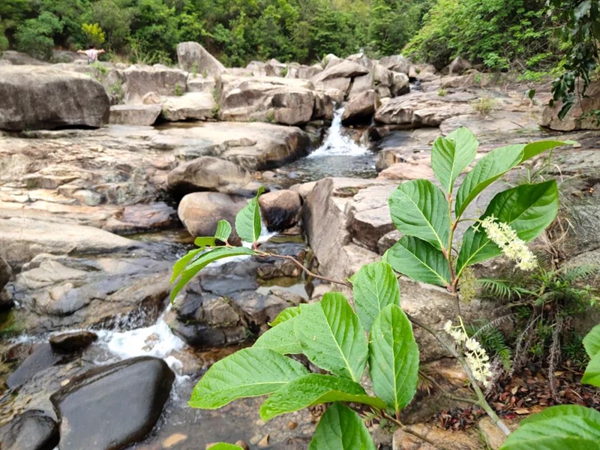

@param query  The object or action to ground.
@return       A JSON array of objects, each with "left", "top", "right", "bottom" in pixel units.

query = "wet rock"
[
  {"left": 0, "top": 256, "right": 11, "bottom": 290},
  {"left": 121, "top": 65, "right": 188, "bottom": 104},
  {"left": 168, "top": 156, "right": 254, "bottom": 195},
  {"left": 3, "top": 341, "right": 35, "bottom": 363},
  {"left": 258, "top": 190, "right": 303, "bottom": 231},
  {"left": 49, "top": 331, "right": 98, "bottom": 352},
  {"left": 177, "top": 42, "right": 225, "bottom": 77},
  {"left": 448, "top": 56, "right": 472, "bottom": 75},
  {"left": 178, "top": 192, "right": 247, "bottom": 238},
  {"left": 0, "top": 66, "right": 109, "bottom": 131},
  {"left": 161, "top": 92, "right": 216, "bottom": 122},
  {"left": 109, "top": 104, "right": 162, "bottom": 126},
  {"left": 51, "top": 356, "right": 174, "bottom": 450},
  {"left": 342, "top": 90, "right": 380, "bottom": 125},
  {"left": 541, "top": 80, "right": 600, "bottom": 131},
  {"left": 6, "top": 344, "right": 70, "bottom": 389},
  {"left": 103, "top": 203, "right": 176, "bottom": 234},
  {"left": 0, "top": 410, "right": 59, "bottom": 450}
]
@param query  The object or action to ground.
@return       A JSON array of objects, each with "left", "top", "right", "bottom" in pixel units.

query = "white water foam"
[{"left": 308, "top": 107, "right": 370, "bottom": 157}]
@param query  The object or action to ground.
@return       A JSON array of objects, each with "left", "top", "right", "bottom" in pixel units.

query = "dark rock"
[
  {"left": 0, "top": 410, "right": 59, "bottom": 450},
  {"left": 49, "top": 331, "right": 98, "bottom": 352},
  {"left": 51, "top": 356, "right": 174, "bottom": 450},
  {"left": 6, "top": 344, "right": 70, "bottom": 389},
  {"left": 0, "top": 256, "right": 11, "bottom": 289},
  {"left": 3, "top": 341, "right": 35, "bottom": 363},
  {"left": 258, "top": 190, "right": 303, "bottom": 231}
]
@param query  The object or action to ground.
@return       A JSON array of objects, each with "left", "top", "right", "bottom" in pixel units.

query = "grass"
[
  {"left": 174, "top": 83, "right": 184, "bottom": 96},
  {"left": 437, "top": 88, "right": 447, "bottom": 97},
  {"left": 472, "top": 96, "right": 496, "bottom": 116}
]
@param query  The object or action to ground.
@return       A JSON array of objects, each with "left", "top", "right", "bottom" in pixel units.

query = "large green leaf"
[
  {"left": 309, "top": 403, "right": 376, "bottom": 450},
  {"left": 500, "top": 405, "right": 600, "bottom": 450},
  {"left": 369, "top": 305, "right": 419, "bottom": 413},
  {"left": 171, "top": 248, "right": 203, "bottom": 284},
  {"left": 215, "top": 220, "right": 232, "bottom": 242},
  {"left": 582, "top": 353, "right": 600, "bottom": 387},
  {"left": 388, "top": 179, "right": 450, "bottom": 251},
  {"left": 189, "top": 348, "right": 308, "bottom": 409},
  {"left": 456, "top": 181, "right": 559, "bottom": 275},
  {"left": 170, "top": 246, "right": 256, "bottom": 301},
  {"left": 294, "top": 293, "right": 368, "bottom": 381},
  {"left": 270, "top": 305, "right": 303, "bottom": 326},
  {"left": 384, "top": 236, "right": 451, "bottom": 287},
  {"left": 235, "top": 186, "right": 264, "bottom": 243},
  {"left": 521, "top": 140, "right": 566, "bottom": 161},
  {"left": 352, "top": 262, "right": 400, "bottom": 332},
  {"left": 431, "top": 127, "right": 478, "bottom": 194},
  {"left": 254, "top": 310, "right": 307, "bottom": 355},
  {"left": 259, "top": 374, "right": 386, "bottom": 421},
  {"left": 583, "top": 324, "right": 600, "bottom": 358}
]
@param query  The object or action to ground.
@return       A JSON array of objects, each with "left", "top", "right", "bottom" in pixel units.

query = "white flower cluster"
[
  {"left": 480, "top": 216, "right": 538, "bottom": 271},
  {"left": 444, "top": 320, "right": 493, "bottom": 387}
]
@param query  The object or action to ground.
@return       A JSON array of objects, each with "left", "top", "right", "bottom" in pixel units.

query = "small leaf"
[
  {"left": 259, "top": 374, "right": 386, "bottom": 421},
  {"left": 385, "top": 236, "right": 451, "bottom": 287},
  {"left": 170, "top": 247, "right": 256, "bottom": 301},
  {"left": 309, "top": 403, "right": 376, "bottom": 450},
  {"left": 194, "top": 237, "right": 218, "bottom": 248},
  {"left": 189, "top": 348, "right": 309, "bottom": 409},
  {"left": 389, "top": 179, "right": 450, "bottom": 251},
  {"left": 171, "top": 248, "right": 202, "bottom": 284},
  {"left": 294, "top": 293, "right": 368, "bottom": 381},
  {"left": 583, "top": 324, "right": 600, "bottom": 358},
  {"left": 369, "top": 305, "right": 419, "bottom": 413},
  {"left": 254, "top": 313, "right": 304, "bottom": 355},
  {"left": 431, "top": 127, "right": 478, "bottom": 194},
  {"left": 235, "top": 186, "right": 265, "bottom": 243},
  {"left": 582, "top": 353, "right": 600, "bottom": 387},
  {"left": 352, "top": 262, "right": 400, "bottom": 332},
  {"left": 215, "top": 220, "right": 232, "bottom": 242},
  {"left": 206, "top": 444, "right": 243, "bottom": 450}
]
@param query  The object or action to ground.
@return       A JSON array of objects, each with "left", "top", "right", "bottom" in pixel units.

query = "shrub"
[
  {"left": 15, "top": 11, "right": 63, "bottom": 61},
  {"left": 81, "top": 23, "right": 105, "bottom": 47}
]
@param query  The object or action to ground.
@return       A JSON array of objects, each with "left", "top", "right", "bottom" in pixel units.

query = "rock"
[
  {"left": 51, "top": 356, "right": 174, "bottom": 450},
  {"left": 163, "top": 433, "right": 188, "bottom": 448},
  {"left": 0, "top": 256, "right": 11, "bottom": 290},
  {"left": 0, "top": 66, "right": 110, "bottom": 131},
  {"left": 102, "top": 203, "right": 176, "bottom": 234},
  {"left": 310, "top": 61, "right": 369, "bottom": 97},
  {"left": 478, "top": 417, "right": 507, "bottom": 449},
  {"left": 177, "top": 42, "right": 225, "bottom": 76},
  {"left": 187, "top": 76, "right": 217, "bottom": 93},
  {"left": 49, "top": 331, "right": 98, "bottom": 352},
  {"left": 378, "top": 163, "right": 435, "bottom": 181},
  {"left": 313, "top": 91, "right": 336, "bottom": 120},
  {"left": 0, "top": 217, "right": 139, "bottom": 266},
  {"left": 391, "top": 72, "right": 410, "bottom": 96},
  {"left": 272, "top": 90, "right": 315, "bottom": 126},
  {"left": 121, "top": 65, "right": 188, "bottom": 104},
  {"left": 167, "top": 156, "right": 254, "bottom": 195},
  {"left": 374, "top": 91, "right": 476, "bottom": 127},
  {"left": 0, "top": 50, "right": 49, "bottom": 66},
  {"left": 448, "top": 56, "right": 472, "bottom": 75},
  {"left": 348, "top": 73, "right": 374, "bottom": 98},
  {"left": 322, "top": 54, "right": 342, "bottom": 69},
  {"left": 342, "top": 90, "right": 380, "bottom": 125},
  {"left": 379, "top": 55, "right": 411, "bottom": 75},
  {"left": 6, "top": 344, "right": 70, "bottom": 389},
  {"left": 258, "top": 190, "right": 303, "bottom": 231},
  {"left": 142, "top": 92, "right": 163, "bottom": 105},
  {"left": 265, "top": 59, "right": 286, "bottom": 77},
  {"left": 71, "top": 189, "right": 104, "bottom": 207},
  {"left": 161, "top": 92, "right": 216, "bottom": 121},
  {"left": 393, "top": 422, "right": 480, "bottom": 449},
  {"left": 286, "top": 64, "right": 322, "bottom": 79},
  {"left": 178, "top": 192, "right": 247, "bottom": 238},
  {"left": 541, "top": 80, "right": 600, "bottom": 131},
  {"left": 0, "top": 410, "right": 59, "bottom": 450},
  {"left": 109, "top": 104, "right": 162, "bottom": 126}
]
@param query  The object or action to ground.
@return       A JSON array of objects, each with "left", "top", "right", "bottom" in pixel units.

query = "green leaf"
[
  {"left": 270, "top": 305, "right": 303, "bottom": 326},
  {"left": 259, "top": 374, "right": 386, "bottom": 421},
  {"left": 171, "top": 248, "right": 203, "bottom": 284},
  {"left": 384, "top": 236, "right": 451, "bottom": 287},
  {"left": 389, "top": 179, "right": 450, "bottom": 251},
  {"left": 309, "top": 403, "right": 376, "bottom": 450},
  {"left": 369, "top": 305, "right": 419, "bottom": 413},
  {"left": 254, "top": 313, "right": 304, "bottom": 355},
  {"left": 170, "top": 246, "right": 256, "bottom": 301},
  {"left": 583, "top": 324, "right": 600, "bottom": 358},
  {"left": 455, "top": 144, "right": 525, "bottom": 217},
  {"left": 294, "top": 293, "right": 368, "bottom": 381},
  {"left": 431, "top": 127, "right": 478, "bottom": 194},
  {"left": 582, "top": 353, "right": 600, "bottom": 387},
  {"left": 215, "top": 220, "right": 232, "bottom": 242},
  {"left": 521, "top": 140, "right": 565, "bottom": 162},
  {"left": 206, "top": 444, "right": 243, "bottom": 450},
  {"left": 189, "top": 348, "right": 309, "bottom": 409},
  {"left": 456, "top": 181, "right": 559, "bottom": 275},
  {"left": 194, "top": 237, "right": 218, "bottom": 248},
  {"left": 352, "top": 262, "right": 400, "bottom": 332},
  {"left": 500, "top": 405, "right": 600, "bottom": 450},
  {"left": 235, "top": 186, "right": 265, "bottom": 243}
]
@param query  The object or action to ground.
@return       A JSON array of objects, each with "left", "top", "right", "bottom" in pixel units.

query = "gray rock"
[
  {"left": 0, "top": 50, "right": 49, "bottom": 66},
  {"left": 541, "top": 80, "right": 600, "bottom": 131},
  {"left": 0, "top": 66, "right": 109, "bottom": 131},
  {"left": 49, "top": 331, "right": 98, "bottom": 352},
  {"left": 187, "top": 76, "right": 217, "bottom": 93},
  {"left": 311, "top": 61, "right": 369, "bottom": 96},
  {"left": 6, "top": 344, "right": 70, "bottom": 389},
  {"left": 448, "top": 56, "right": 472, "bottom": 75},
  {"left": 51, "top": 356, "right": 174, "bottom": 450},
  {"left": 178, "top": 192, "right": 247, "bottom": 238},
  {"left": 109, "top": 104, "right": 162, "bottom": 126},
  {"left": 258, "top": 190, "right": 303, "bottom": 231},
  {"left": 0, "top": 256, "right": 11, "bottom": 290},
  {"left": 379, "top": 55, "right": 411, "bottom": 75},
  {"left": 121, "top": 65, "right": 188, "bottom": 104},
  {"left": 0, "top": 410, "right": 59, "bottom": 450},
  {"left": 342, "top": 90, "right": 380, "bottom": 125},
  {"left": 161, "top": 92, "right": 216, "bottom": 121},
  {"left": 177, "top": 42, "right": 225, "bottom": 76}
]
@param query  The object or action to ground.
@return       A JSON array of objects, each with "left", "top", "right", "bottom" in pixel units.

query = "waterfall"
[{"left": 308, "top": 107, "right": 370, "bottom": 157}]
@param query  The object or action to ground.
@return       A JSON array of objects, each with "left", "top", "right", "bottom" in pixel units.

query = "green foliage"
[
  {"left": 582, "top": 324, "right": 600, "bottom": 387},
  {"left": 81, "top": 23, "right": 105, "bottom": 47},
  {"left": 309, "top": 403, "right": 376, "bottom": 450},
  {"left": 173, "top": 83, "right": 184, "bottom": 96},
  {"left": 15, "top": 11, "right": 63, "bottom": 60},
  {"left": 235, "top": 187, "right": 264, "bottom": 243},
  {"left": 472, "top": 96, "right": 496, "bottom": 116}
]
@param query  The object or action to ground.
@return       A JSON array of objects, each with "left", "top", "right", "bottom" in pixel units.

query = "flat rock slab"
[
  {"left": 109, "top": 104, "right": 161, "bottom": 126},
  {"left": 51, "top": 356, "right": 174, "bottom": 450},
  {"left": 161, "top": 92, "right": 216, "bottom": 121}
]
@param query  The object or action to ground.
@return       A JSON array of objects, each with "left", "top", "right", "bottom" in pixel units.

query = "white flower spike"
[{"left": 480, "top": 216, "right": 538, "bottom": 271}]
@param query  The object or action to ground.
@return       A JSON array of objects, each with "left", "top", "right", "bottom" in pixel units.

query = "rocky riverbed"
[{"left": 1, "top": 44, "right": 600, "bottom": 450}]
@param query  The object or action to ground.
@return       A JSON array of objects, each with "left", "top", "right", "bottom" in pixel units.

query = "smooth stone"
[
  {"left": 109, "top": 104, "right": 162, "bottom": 126},
  {"left": 0, "top": 410, "right": 59, "bottom": 450},
  {"left": 258, "top": 189, "right": 303, "bottom": 232},
  {"left": 49, "top": 331, "right": 98, "bottom": 352},
  {"left": 6, "top": 344, "right": 69, "bottom": 389}
]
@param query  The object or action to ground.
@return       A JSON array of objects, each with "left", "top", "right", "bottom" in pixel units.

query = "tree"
[{"left": 14, "top": 11, "right": 63, "bottom": 60}]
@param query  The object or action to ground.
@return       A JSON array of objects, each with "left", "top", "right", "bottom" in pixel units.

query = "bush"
[
  {"left": 81, "top": 23, "right": 106, "bottom": 47},
  {"left": 14, "top": 11, "right": 63, "bottom": 60}
]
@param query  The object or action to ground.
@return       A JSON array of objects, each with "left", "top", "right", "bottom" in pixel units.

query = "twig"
[{"left": 379, "top": 410, "right": 449, "bottom": 450}]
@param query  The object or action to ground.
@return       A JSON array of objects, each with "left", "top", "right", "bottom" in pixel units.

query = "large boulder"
[
  {"left": 167, "top": 156, "right": 254, "bottom": 195},
  {"left": 310, "top": 61, "right": 369, "bottom": 98},
  {"left": 0, "top": 410, "right": 59, "bottom": 450},
  {"left": 541, "top": 80, "right": 600, "bottom": 131},
  {"left": 286, "top": 63, "right": 323, "bottom": 80},
  {"left": 120, "top": 65, "right": 188, "bottom": 104},
  {"left": 177, "top": 41, "right": 225, "bottom": 76},
  {"left": 342, "top": 90, "right": 380, "bottom": 125},
  {"left": 258, "top": 189, "right": 303, "bottom": 231},
  {"left": 51, "top": 357, "right": 174, "bottom": 450},
  {"left": 161, "top": 92, "right": 216, "bottom": 121},
  {"left": 448, "top": 56, "right": 471, "bottom": 75},
  {"left": 178, "top": 192, "right": 247, "bottom": 238},
  {"left": 0, "top": 66, "right": 109, "bottom": 131},
  {"left": 0, "top": 50, "right": 49, "bottom": 66},
  {"left": 379, "top": 55, "right": 411, "bottom": 75},
  {"left": 0, "top": 256, "right": 11, "bottom": 290},
  {"left": 109, "top": 104, "right": 162, "bottom": 126}
]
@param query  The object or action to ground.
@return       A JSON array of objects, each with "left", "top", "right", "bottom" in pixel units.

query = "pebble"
[
  {"left": 258, "top": 434, "right": 270, "bottom": 448},
  {"left": 235, "top": 440, "right": 249, "bottom": 450},
  {"left": 163, "top": 433, "right": 187, "bottom": 448},
  {"left": 286, "top": 421, "right": 298, "bottom": 430}
]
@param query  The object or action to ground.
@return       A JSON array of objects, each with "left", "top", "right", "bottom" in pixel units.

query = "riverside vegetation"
[{"left": 171, "top": 128, "right": 600, "bottom": 448}]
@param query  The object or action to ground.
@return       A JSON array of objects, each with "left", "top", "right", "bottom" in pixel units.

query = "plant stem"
[
  {"left": 378, "top": 410, "right": 448, "bottom": 450},
  {"left": 407, "top": 314, "right": 511, "bottom": 436}
]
